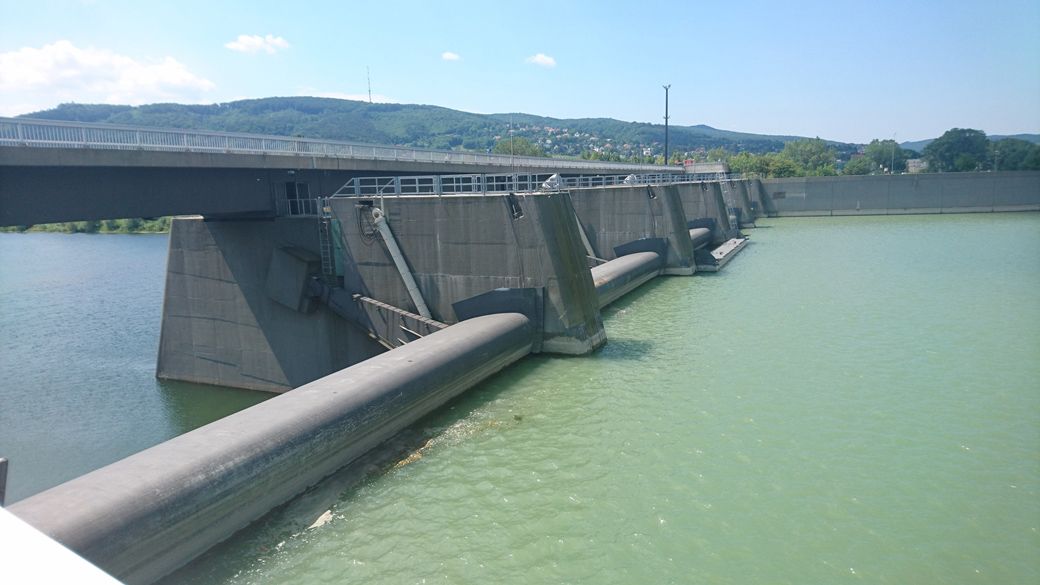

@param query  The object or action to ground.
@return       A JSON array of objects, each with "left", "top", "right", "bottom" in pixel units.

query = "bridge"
[{"left": 0, "top": 117, "right": 680, "bottom": 226}]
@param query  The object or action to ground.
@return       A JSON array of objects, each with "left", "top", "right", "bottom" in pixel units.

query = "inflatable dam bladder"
[
  {"left": 15, "top": 188, "right": 615, "bottom": 583},
  {"left": 11, "top": 313, "right": 535, "bottom": 585},
  {"left": 674, "top": 181, "right": 749, "bottom": 272},
  {"left": 591, "top": 246, "right": 664, "bottom": 308},
  {"left": 567, "top": 184, "right": 696, "bottom": 276}
]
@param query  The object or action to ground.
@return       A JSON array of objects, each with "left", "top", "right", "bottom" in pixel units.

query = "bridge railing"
[
  {"left": 330, "top": 172, "right": 740, "bottom": 197},
  {"left": 0, "top": 117, "right": 679, "bottom": 173}
]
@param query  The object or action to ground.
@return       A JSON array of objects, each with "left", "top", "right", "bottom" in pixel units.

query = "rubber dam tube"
[
  {"left": 11, "top": 313, "right": 534, "bottom": 585},
  {"left": 591, "top": 251, "right": 662, "bottom": 309},
  {"left": 688, "top": 227, "right": 712, "bottom": 251}
]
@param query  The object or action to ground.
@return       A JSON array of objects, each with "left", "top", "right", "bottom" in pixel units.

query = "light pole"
[
  {"left": 663, "top": 84, "right": 671, "bottom": 164},
  {"left": 891, "top": 132, "right": 896, "bottom": 174}
]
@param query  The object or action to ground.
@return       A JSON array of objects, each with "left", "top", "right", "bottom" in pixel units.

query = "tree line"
[
  {"left": 0, "top": 217, "right": 172, "bottom": 234},
  {"left": 695, "top": 128, "right": 1039, "bottom": 178}
]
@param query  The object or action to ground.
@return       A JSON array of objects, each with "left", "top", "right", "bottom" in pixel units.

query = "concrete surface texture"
[
  {"left": 718, "top": 180, "right": 754, "bottom": 227},
  {"left": 761, "top": 171, "right": 1040, "bottom": 216},
  {"left": 0, "top": 141, "right": 675, "bottom": 226},
  {"left": 331, "top": 193, "right": 605, "bottom": 355},
  {"left": 568, "top": 184, "right": 695, "bottom": 275},
  {"left": 675, "top": 182, "right": 736, "bottom": 243},
  {"left": 746, "top": 179, "right": 778, "bottom": 217},
  {"left": 156, "top": 217, "right": 382, "bottom": 392},
  {"left": 732, "top": 181, "right": 758, "bottom": 224},
  {"left": 12, "top": 313, "right": 534, "bottom": 585}
]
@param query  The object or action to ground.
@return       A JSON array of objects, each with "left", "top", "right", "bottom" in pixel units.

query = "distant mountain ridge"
[
  {"left": 20, "top": 97, "right": 842, "bottom": 159},
  {"left": 901, "top": 134, "right": 1040, "bottom": 152}
]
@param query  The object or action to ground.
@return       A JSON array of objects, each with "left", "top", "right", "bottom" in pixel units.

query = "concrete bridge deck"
[{"left": 0, "top": 117, "right": 679, "bottom": 226}]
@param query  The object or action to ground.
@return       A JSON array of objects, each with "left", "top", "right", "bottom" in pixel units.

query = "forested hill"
[{"left": 21, "top": 97, "right": 835, "bottom": 159}]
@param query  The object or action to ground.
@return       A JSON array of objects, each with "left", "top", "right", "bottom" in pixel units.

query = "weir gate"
[{"left": 2, "top": 118, "right": 1039, "bottom": 584}]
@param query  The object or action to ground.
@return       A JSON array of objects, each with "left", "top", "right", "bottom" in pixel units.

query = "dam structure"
[{"left": 2, "top": 117, "right": 1039, "bottom": 584}]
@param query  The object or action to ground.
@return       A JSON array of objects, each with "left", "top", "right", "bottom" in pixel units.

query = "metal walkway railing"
[
  {"left": 331, "top": 172, "right": 738, "bottom": 197},
  {"left": 0, "top": 117, "right": 679, "bottom": 173}
]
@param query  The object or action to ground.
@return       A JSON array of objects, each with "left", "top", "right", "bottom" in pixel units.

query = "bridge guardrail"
[
  {"left": 330, "top": 172, "right": 741, "bottom": 197},
  {"left": 0, "top": 117, "right": 680, "bottom": 174}
]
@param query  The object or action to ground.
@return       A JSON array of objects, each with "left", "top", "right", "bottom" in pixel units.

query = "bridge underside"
[{"left": 0, "top": 146, "right": 667, "bottom": 226}]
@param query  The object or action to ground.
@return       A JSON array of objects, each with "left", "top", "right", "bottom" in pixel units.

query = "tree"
[
  {"left": 991, "top": 138, "right": 1040, "bottom": 171},
  {"left": 705, "top": 146, "right": 730, "bottom": 162},
  {"left": 761, "top": 152, "right": 804, "bottom": 177},
  {"left": 923, "top": 128, "right": 989, "bottom": 172},
  {"left": 843, "top": 156, "right": 877, "bottom": 175},
  {"left": 864, "top": 139, "right": 909, "bottom": 173},
  {"left": 781, "top": 138, "right": 837, "bottom": 176},
  {"left": 492, "top": 136, "right": 546, "bottom": 157},
  {"left": 727, "top": 152, "right": 761, "bottom": 175}
]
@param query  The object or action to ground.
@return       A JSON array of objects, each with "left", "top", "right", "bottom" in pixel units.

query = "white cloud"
[
  {"left": 441, "top": 51, "right": 461, "bottom": 61},
  {"left": 225, "top": 34, "right": 290, "bottom": 54},
  {"left": 525, "top": 53, "right": 556, "bottom": 68},
  {"left": 0, "top": 40, "right": 215, "bottom": 116}
]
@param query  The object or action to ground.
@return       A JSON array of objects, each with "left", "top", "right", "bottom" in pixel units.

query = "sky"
[{"left": 0, "top": 0, "right": 1037, "bottom": 144}]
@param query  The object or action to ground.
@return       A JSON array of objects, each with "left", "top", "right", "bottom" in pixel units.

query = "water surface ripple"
[
  {"left": 169, "top": 213, "right": 1040, "bottom": 585},
  {"left": 2, "top": 213, "right": 1038, "bottom": 585}
]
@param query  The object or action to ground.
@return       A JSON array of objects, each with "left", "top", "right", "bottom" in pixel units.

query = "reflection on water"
[{"left": 0, "top": 233, "right": 268, "bottom": 503}]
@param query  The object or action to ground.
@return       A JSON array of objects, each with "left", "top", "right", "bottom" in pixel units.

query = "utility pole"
[
  {"left": 891, "top": 132, "right": 896, "bottom": 174},
  {"left": 663, "top": 85, "right": 671, "bottom": 164},
  {"left": 367, "top": 67, "right": 372, "bottom": 104}
]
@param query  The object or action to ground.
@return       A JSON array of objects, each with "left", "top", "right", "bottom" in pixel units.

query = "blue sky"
[{"left": 1, "top": 0, "right": 1037, "bottom": 143}]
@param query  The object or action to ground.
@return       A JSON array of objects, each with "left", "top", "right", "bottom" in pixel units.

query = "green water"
[
  {"left": 0, "top": 233, "right": 269, "bottom": 502},
  {"left": 161, "top": 213, "right": 1040, "bottom": 585}
]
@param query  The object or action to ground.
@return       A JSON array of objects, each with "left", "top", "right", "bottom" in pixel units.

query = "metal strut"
[{"left": 370, "top": 208, "right": 432, "bottom": 319}]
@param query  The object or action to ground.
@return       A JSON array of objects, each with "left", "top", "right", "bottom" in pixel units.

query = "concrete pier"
[
  {"left": 732, "top": 181, "right": 758, "bottom": 226},
  {"left": 746, "top": 179, "right": 778, "bottom": 217},
  {"left": 156, "top": 217, "right": 383, "bottom": 392},
  {"left": 568, "top": 184, "right": 696, "bottom": 275},
  {"left": 675, "top": 182, "right": 737, "bottom": 244},
  {"left": 331, "top": 193, "right": 605, "bottom": 355},
  {"left": 12, "top": 313, "right": 534, "bottom": 585}
]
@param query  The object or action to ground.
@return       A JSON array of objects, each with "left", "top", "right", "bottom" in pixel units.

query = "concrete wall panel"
[
  {"left": 156, "top": 217, "right": 382, "bottom": 392},
  {"left": 568, "top": 185, "right": 695, "bottom": 274},
  {"left": 763, "top": 172, "right": 1040, "bottom": 216},
  {"left": 675, "top": 182, "right": 734, "bottom": 243},
  {"left": 332, "top": 194, "right": 604, "bottom": 354}
]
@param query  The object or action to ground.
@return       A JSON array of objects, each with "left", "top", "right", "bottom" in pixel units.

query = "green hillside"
[{"left": 22, "top": 97, "right": 841, "bottom": 160}]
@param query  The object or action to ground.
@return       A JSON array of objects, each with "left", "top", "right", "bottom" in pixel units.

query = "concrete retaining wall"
[
  {"left": 156, "top": 217, "right": 382, "bottom": 392},
  {"left": 762, "top": 171, "right": 1040, "bottom": 216},
  {"left": 568, "top": 185, "right": 695, "bottom": 275},
  {"left": 331, "top": 193, "right": 605, "bottom": 355}
]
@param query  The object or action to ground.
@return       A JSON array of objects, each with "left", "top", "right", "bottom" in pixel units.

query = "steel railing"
[
  {"left": 330, "top": 172, "right": 741, "bottom": 197},
  {"left": 0, "top": 117, "right": 680, "bottom": 173}
]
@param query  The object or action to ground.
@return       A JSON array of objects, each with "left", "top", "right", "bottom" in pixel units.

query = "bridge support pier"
[{"left": 156, "top": 216, "right": 382, "bottom": 393}]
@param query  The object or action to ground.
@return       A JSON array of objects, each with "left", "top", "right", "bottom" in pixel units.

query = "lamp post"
[
  {"left": 663, "top": 84, "right": 671, "bottom": 164},
  {"left": 891, "top": 132, "right": 896, "bottom": 174}
]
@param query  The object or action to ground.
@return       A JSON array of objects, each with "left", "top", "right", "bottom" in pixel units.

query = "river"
[{"left": 1, "top": 213, "right": 1038, "bottom": 584}]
